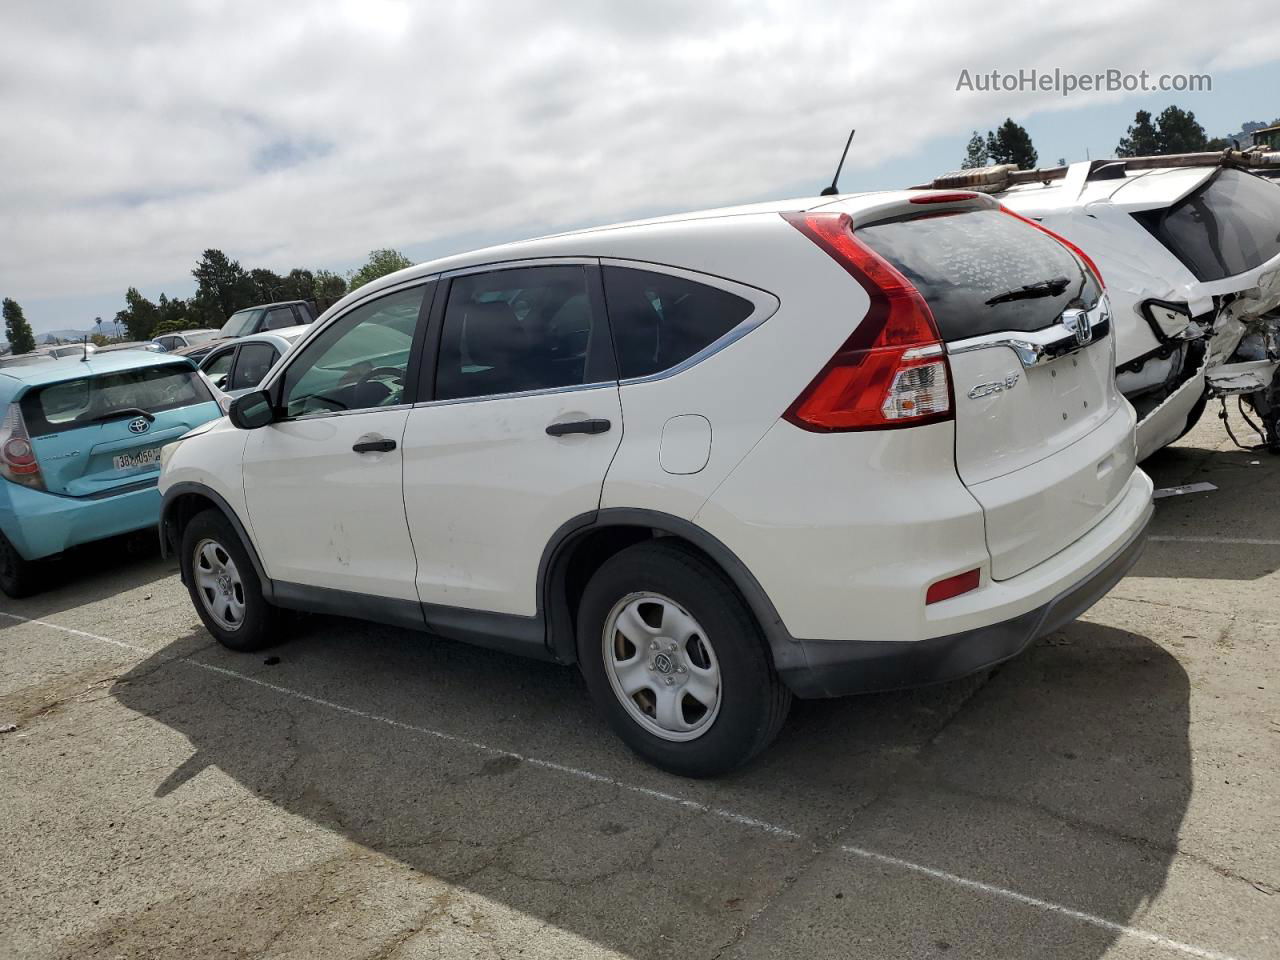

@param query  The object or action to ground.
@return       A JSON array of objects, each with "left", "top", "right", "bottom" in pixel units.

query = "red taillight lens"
[
  {"left": 926, "top": 568, "right": 981, "bottom": 605},
  {"left": 999, "top": 206, "right": 1105, "bottom": 289},
  {"left": 780, "top": 211, "right": 953, "bottom": 432},
  {"left": 0, "top": 403, "right": 44, "bottom": 489}
]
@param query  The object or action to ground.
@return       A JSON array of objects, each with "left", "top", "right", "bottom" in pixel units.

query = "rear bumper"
[
  {"left": 0, "top": 479, "right": 160, "bottom": 561},
  {"left": 776, "top": 490, "right": 1152, "bottom": 698}
]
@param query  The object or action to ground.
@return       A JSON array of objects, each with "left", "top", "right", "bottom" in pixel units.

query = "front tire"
[
  {"left": 576, "top": 541, "right": 791, "bottom": 777},
  {"left": 180, "top": 509, "right": 282, "bottom": 651}
]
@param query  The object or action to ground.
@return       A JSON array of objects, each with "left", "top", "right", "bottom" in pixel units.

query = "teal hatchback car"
[{"left": 0, "top": 351, "right": 222, "bottom": 597}]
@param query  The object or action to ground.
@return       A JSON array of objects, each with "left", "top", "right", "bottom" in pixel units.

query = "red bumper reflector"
[{"left": 926, "top": 568, "right": 981, "bottom": 605}]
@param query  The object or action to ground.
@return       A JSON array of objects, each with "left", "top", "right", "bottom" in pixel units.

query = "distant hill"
[{"left": 36, "top": 328, "right": 95, "bottom": 344}]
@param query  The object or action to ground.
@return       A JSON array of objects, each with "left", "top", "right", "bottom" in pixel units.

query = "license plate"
[{"left": 113, "top": 448, "right": 161, "bottom": 470}]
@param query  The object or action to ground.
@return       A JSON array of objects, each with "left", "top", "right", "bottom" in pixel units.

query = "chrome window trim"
[
  {"left": 276, "top": 402, "right": 414, "bottom": 424},
  {"left": 598, "top": 258, "right": 780, "bottom": 387},
  {"left": 946, "top": 299, "right": 1111, "bottom": 368},
  {"left": 412, "top": 380, "right": 617, "bottom": 410},
  {"left": 439, "top": 256, "right": 599, "bottom": 280}
]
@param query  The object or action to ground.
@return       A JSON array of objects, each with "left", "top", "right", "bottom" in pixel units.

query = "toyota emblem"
[{"left": 128, "top": 417, "right": 150, "bottom": 434}]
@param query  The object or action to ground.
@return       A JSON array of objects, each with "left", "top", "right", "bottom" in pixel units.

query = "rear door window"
[
  {"left": 1134, "top": 169, "right": 1280, "bottom": 281},
  {"left": 856, "top": 209, "right": 1100, "bottom": 342},
  {"left": 602, "top": 267, "right": 754, "bottom": 379},
  {"left": 20, "top": 365, "right": 214, "bottom": 436},
  {"left": 435, "top": 265, "right": 606, "bottom": 400}
]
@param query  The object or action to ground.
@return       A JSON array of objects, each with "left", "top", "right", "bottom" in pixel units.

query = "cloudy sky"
[{"left": 3, "top": 0, "right": 1279, "bottom": 334}]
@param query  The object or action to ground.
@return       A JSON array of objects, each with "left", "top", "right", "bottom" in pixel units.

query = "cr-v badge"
[{"left": 967, "top": 373, "right": 1019, "bottom": 400}]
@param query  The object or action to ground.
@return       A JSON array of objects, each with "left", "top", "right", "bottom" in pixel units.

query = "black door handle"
[
  {"left": 352, "top": 438, "right": 397, "bottom": 453},
  {"left": 546, "top": 418, "right": 612, "bottom": 437}
]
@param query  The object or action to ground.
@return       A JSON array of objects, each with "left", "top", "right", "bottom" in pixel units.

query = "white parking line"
[
  {"left": 1, "top": 610, "right": 1248, "bottom": 960},
  {"left": 1150, "top": 535, "right": 1280, "bottom": 546}
]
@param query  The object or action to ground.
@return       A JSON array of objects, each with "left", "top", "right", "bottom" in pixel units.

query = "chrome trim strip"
[
  {"left": 412, "top": 381, "right": 616, "bottom": 409},
  {"left": 274, "top": 403, "right": 414, "bottom": 424},
  {"left": 947, "top": 301, "right": 1110, "bottom": 368}
]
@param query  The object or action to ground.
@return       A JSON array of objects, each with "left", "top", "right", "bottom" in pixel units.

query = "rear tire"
[
  {"left": 0, "top": 531, "right": 43, "bottom": 599},
  {"left": 576, "top": 541, "right": 791, "bottom": 777},
  {"left": 180, "top": 509, "right": 282, "bottom": 652}
]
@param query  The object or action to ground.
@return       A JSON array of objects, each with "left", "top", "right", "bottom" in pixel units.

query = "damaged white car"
[{"left": 916, "top": 151, "right": 1280, "bottom": 458}]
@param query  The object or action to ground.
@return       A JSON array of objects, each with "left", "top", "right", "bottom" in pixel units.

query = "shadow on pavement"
[
  {"left": 75, "top": 613, "right": 1195, "bottom": 959},
  {"left": 0, "top": 530, "right": 174, "bottom": 628}
]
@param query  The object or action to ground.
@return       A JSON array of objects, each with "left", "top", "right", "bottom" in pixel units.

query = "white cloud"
[{"left": 1, "top": 0, "right": 1277, "bottom": 304}]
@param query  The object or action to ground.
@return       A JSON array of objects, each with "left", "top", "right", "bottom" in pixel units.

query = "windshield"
[
  {"left": 1134, "top": 169, "right": 1280, "bottom": 281},
  {"left": 184, "top": 330, "right": 220, "bottom": 345},
  {"left": 20, "top": 364, "right": 214, "bottom": 436},
  {"left": 220, "top": 309, "right": 263, "bottom": 338},
  {"left": 857, "top": 209, "right": 1099, "bottom": 342}
]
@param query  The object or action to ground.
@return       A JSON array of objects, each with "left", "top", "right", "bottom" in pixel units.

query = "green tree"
[
  {"left": 961, "top": 130, "right": 988, "bottom": 169},
  {"left": 2, "top": 298, "right": 37, "bottom": 355},
  {"left": 281, "top": 268, "right": 316, "bottom": 303},
  {"left": 313, "top": 270, "right": 348, "bottom": 309},
  {"left": 1116, "top": 109, "right": 1160, "bottom": 156},
  {"left": 151, "top": 294, "right": 192, "bottom": 335},
  {"left": 1118, "top": 106, "right": 1211, "bottom": 157},
  {"left": 249, "top": 268, "right": 285, "bottom": 303},
  {"left": 986, "top": 119, "right": 1038, "bottom": 169},
  {"left": 120, "top": 287, "right": 160, "bottom": 340},
  {"left": 347, "top": 249, "right": 413, "bottom": 292},
  {"left": 1153, "top": 105, "right": 1209, "bottom": 154},
  {"left": 191, "top": 249, "right": 255, "bottom": 323}
]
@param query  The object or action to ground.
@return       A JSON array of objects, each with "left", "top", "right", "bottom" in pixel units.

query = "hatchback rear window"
[
  {"left": 20, "top": 365, "right": 214, "bottom": 436},
  {"left": 856, "top": 209, "right": 1100, "bottom": 342},
  {"left": 1132, "top": 169, "right": 1280, "bottom": 281}
]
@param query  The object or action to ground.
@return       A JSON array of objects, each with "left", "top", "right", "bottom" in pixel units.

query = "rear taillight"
[
  {"left": 0, "top": 403, "right": 44, "bottom": 490},
  {"left": 999, "top": 206, "right": 1105, "bottom": 289},
  {"left": 780, "top": 211, "right": 953, "bottom": 432}
]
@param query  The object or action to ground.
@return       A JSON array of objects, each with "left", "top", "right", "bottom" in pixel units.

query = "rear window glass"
[
  {"left": 20, "top": 365, "right": 214, "bottom": 436},
  {"left": 1134, "top": 169, "right": 1280, "bottom": 281},
  {"left": 601, "top": 267, "right": 754, "bottom": 379},
  {"left": 856, "top": 209, "right": 1100, "bottom": 342}
]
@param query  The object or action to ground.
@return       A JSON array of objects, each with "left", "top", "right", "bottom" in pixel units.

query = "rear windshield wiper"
[
  {"left": 75, "top": 406, "right": 156, "bottom": 426},
  {"left": 985, "top": 275, "right": 1071, "bottom": 306}
]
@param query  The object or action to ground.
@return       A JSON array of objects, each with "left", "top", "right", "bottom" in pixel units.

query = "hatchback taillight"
[
  {"left": 780, "top": 211, "right": 953, "bottom": 432},
  {"left": 0, "top": 403, "right": 44, "bottom": 490}
]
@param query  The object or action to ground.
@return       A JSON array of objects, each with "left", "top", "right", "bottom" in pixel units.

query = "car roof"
[
  {"left": 319, "top": 190, "right": 912, "bottom": 315},
  {"left": 231, "top": 301, "right": 308, "bottom": 312},
  {"left": 209, "top": 325, "right": 309, "bottom": 351},
  {"left": 0, "top": 349, "right": 196, "bottom": 389},
  {"left": 159, "top": 329, "right": 217, "bottom": 337}
]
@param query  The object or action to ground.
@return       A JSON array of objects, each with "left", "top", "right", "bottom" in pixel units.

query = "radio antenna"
[{"left": 820, "top": 128, "right": 856, "bottom": 196}]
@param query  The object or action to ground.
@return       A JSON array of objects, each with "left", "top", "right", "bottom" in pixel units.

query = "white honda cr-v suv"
[{"left": 159, "top": 189, "right": 1153, "bottom": 776}]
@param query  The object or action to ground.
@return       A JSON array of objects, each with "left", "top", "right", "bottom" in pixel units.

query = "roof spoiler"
[{"left": 911, "top": 148, "right": 1280, "bottom": 193}]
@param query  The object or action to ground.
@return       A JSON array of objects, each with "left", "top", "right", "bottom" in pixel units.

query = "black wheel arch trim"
[
  {"left": 537, "top": 507, "right": 796, "bottom": 667},
  {"left": 159, "top": 482, "right": 274, "bottom": 602}
]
